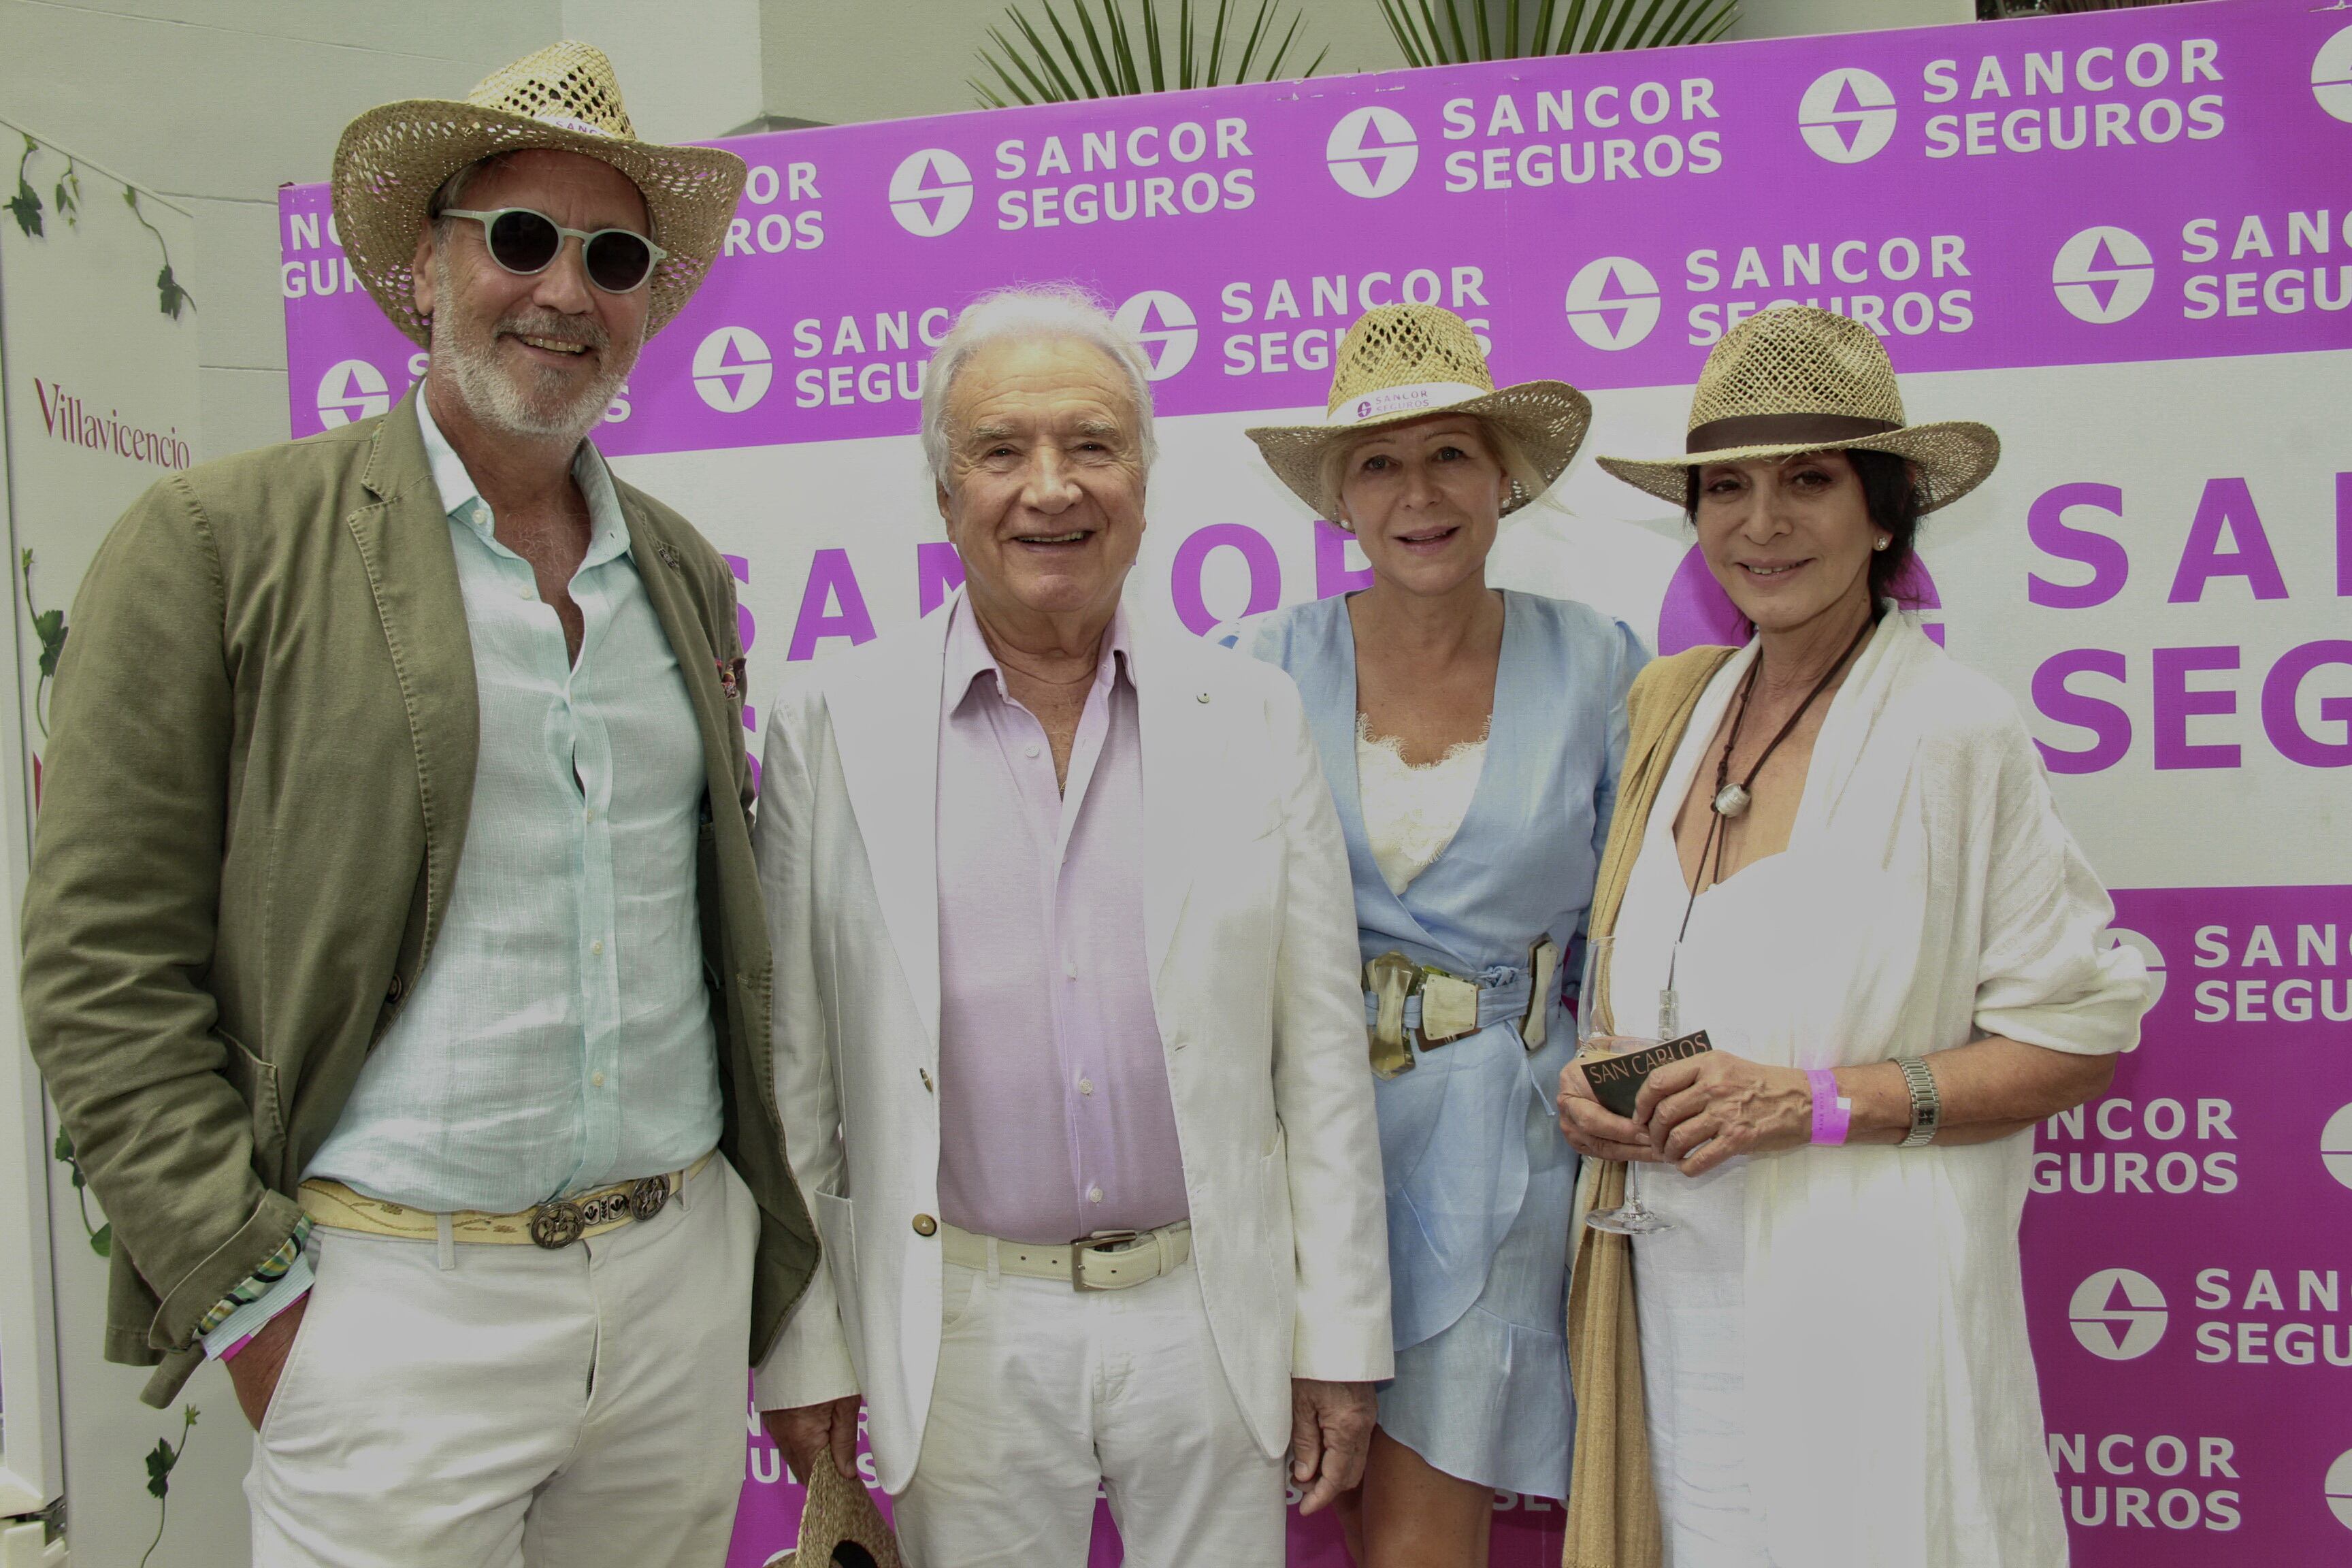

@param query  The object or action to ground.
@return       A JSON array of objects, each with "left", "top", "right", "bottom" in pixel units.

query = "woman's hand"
[
  {"left": 1637, "top": 1051, "right": 1813, "bottom": 1175},
  {"left": 1556, "top": 1047, "right": 1663, "bottom": 1162}
]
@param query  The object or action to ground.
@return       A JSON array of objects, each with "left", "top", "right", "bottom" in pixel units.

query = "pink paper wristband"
[{"left": 1808, "top": 1068, "right": 1852, "bottom": 1146}]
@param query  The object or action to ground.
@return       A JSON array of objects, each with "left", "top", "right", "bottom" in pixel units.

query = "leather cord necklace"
[{"left": 1656, "top": 613, "right": 1877, "bottom": 1036}]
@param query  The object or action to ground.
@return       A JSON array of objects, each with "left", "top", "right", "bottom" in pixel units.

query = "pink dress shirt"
[{"left": 934, "top": 598, "right": 1190, "bottom": 1245}]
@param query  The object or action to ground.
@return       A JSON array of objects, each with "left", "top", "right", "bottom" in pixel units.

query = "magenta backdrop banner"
[{"left": 280, "top": 0, "right": 2352, "bottom": 1561}]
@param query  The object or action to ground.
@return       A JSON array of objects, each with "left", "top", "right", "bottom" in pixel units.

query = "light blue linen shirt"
[{"left": 306, "top": 397, "right": 723, "bottom": 1214}]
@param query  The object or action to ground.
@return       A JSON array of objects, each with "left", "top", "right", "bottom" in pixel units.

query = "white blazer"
[{"left": 751, "top": 594, "right": 1392, "bottom": 1493}]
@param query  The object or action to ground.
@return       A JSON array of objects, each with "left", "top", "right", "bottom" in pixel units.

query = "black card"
[{"left": 1584, "top": 1030, "right": 1714, "bottom": 1120}]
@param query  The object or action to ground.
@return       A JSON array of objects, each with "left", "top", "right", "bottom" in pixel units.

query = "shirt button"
[
  {"left": 591, "top": 1071, "right": 606, "bottom": 1088},
  {"left": 516, "top": 585, "right": 533, "bottom": 600},
  {"left": 1024, "top": 743, "right": 1041, "bottom": 759},
  {"left": 1087, "top": 1186, "right": 1103, "bottom": 1205},
  {"left": 1078, "top": 1077, "right": 1094, "bottom": 1096},
  {"left": 591, "top": 938, "right": 604, "bottom": 956},
  {"left": 1064, "top": 959, "right": 1078, "bottom": 980},
  {"left": 584, "top": 806, "right": 595, "bottom": 823},
  {"left": 913, "top": 1213, "right": 938, "bottom": 1237}
]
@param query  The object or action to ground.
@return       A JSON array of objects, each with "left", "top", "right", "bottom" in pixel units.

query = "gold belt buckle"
[
  {"left": 1416, "top": 968, "right": 1482, "bottom": 1047},
  {"left": 1365, "top": 951, "right": 1419, "bottom": 1079},
  {"left": 1071, "top": 1230, "right": 1141, "bottom": 1290},
  {"left": 1522, "top": 938, "right": 1561, "bottom": 1051}
]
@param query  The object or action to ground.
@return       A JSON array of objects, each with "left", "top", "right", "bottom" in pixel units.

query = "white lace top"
[{"left": 1355, "top": 713, "right": 1489, "bottom": 895}]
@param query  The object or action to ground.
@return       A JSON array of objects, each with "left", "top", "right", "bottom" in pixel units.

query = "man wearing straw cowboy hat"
[{"left": 20, "top": 42, "right": 815, "bottom": 1566}]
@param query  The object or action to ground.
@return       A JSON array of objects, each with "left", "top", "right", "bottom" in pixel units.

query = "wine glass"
[{"left": 1575, "top": 935, "right": 1675, "bottom": 1236}]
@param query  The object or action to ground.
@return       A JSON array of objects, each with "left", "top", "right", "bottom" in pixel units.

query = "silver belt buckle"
[
  {"left": 529, "top": 1175, "right": 672, "bottom": 1250},
  {"left": 529, "top": 1200, "right": 585, "bottom": 1250},
  {"left": 1071, "top": 1230, "right": 1141, "bottom": 1290}
]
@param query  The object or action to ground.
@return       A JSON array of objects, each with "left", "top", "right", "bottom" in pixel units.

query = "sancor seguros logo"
[
  {"left": 2069, "top": 1268, "right": 2168, "bottom": 1361},
  {"left": 2052, "top": 226, "right": 2155, "bottom": 325},
  {"left": 1799, "top": 68, "right": 1899, "bottom": 164},
  {"left": 1325, "top": 106, "right": 1419, "bottom": 199},
  {"left": 1563, "top": 257, "right": 1662, "bottom": 351},
  {"left": 2320, "top": 1103, "right": 2352, "bottom": 1193},
  {"left": 2313, "top": 24, "right": 2352, "bottom": 125},
  {"left": 1112, "top": 291, "right": 1199, "bottom": 380},
  {"left": 887, "top": 148, "right": 975, "bottom": 238},
  {"left": 691, "top": 326, "right": 774, "bottom": 413},
  {"left": 316, "top": 359, "right": 391, "bottom": 427},
  {"left": 2327, "top": 1448, "right": 2352, "bottom": 1531}
]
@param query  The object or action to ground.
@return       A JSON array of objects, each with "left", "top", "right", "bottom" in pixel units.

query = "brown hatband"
[{"left": 1684, "top": 412, "right": 1901, "bottom": 453}]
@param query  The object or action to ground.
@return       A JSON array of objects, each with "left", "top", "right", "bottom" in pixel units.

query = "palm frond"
[
  {"left": 1007, "top": 8, "right": 1088, "bottom": 99},
  {"left": 970, "top": 0, "right": 1328, "bottom": 106},
  {"left": 1392, "top": 0, "right": 1742, "bottom": 62}
]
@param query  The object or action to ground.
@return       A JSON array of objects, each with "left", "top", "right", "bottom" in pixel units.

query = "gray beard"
[{"left": 429, "top": 253, "right": 634, "bottom": 444}]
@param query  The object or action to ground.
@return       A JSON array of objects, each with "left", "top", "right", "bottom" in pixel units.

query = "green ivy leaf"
[
  {"left": 5, "top": 178, "right": 40, "bottom": 238},
  {"left": 33, "top": 609, "right": 66, "bottom": 676},
  {"left": 53, "top": 1126, "right": 74, "bottom": 1161},
  {"left": 144, "top": 1437, "right": 176, "bottom": 1499},
  {"left": 91, "top": 1221, "right": 112, "bottom": 1258},
  {"left": 157, "top": 263, "right": 189, "bottom": 320}
]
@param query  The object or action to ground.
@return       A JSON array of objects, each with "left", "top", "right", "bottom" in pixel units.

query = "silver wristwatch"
[{"left": 1895, "top": 1056, "right": 1941, "bottom": 1148}]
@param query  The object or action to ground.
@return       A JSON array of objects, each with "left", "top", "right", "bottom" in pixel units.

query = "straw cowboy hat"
[
  {"left": 332, "top": 39, "right": 746, "bottom": 347},
  {"left": 1245, "top": 304, "right": 1591, "bottom": 525},
  {"left": 766, "top": 1460, "right": 904, "bottom": 1568},
  {"left": 1597, "top": 305, "right": 1999, "bottom": 512}
]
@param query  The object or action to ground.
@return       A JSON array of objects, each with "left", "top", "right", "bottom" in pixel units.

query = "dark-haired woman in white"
[{"left": 1557, "top": 306, "right": 2149, "bottom": 1567}]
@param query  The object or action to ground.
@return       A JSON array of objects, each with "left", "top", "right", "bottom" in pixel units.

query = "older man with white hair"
[{"left": 753, "top": 286, "right": 1392, "bottom": 1564}]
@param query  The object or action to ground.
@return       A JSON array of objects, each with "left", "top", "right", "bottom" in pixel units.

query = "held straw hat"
[
  {"left": 1597, "top": 306, "right": 1999, "bottom": 512},
  {"left": 332, "top": 40, "right": 747, "bottom": 348},
  {"left": 770, "top": 1458, "right": 904, "bottom": 1568},
  {"left": 1245, "top": 304, "right": 1592, "bottom": 525}
]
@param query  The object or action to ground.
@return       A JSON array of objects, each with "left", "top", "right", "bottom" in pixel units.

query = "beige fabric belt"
[
  {"left": 940, "top": 1219, "right": 1192, "bottom": 1291},
  {"left": 299, "top": 1152, "right": 715, "bottom": 1250}
]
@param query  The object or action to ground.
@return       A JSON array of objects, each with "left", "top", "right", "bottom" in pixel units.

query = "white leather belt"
[{"left": 940, "top": 1219, "right": 1192, "bottom": 1291}]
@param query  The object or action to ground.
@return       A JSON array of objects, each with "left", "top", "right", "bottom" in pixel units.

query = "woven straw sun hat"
[
  {"left": 1597, "top": 305, "right": 1999, "bottom": 512},
  {"left": 332, "top": 39, "right": 747, "bottom": 348},
  {"left": 1245, "top": 304, "right": 1592, "bottom": 525},
  {"left": 768, "top": 1459, "right": 904, "bottom": 1568}
]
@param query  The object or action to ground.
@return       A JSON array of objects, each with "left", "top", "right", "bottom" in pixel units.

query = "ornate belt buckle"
[
  {"left": 1416, "top": 969, "right": 1481, "bottom": 1047},
  {"left": 530, "top": 1199, "right": 585, "bottom": 1250},
  {"left": 1365, "top": 951, "right": 1420, "bottom": 1079},
  {"left": 1522, "top": 938, "right": 1561, "bottom": 1051},
  {"left": 630, "top": 1176, "right": 671, "bottom": 1222},
  {"left": 1071, "top": 1230, "right": 1140, "bottom": 1291}
]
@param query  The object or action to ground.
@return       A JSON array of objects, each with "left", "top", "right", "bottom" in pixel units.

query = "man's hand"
[
  {"left": 223, "top": 1296, "right": 309, "bottom": 1430},
  {"left": 1289, "top": 1377, "right": 1375, "bottom": 1516},
  {"left": 763, "top": 1395, "right": 864, "bottom": 1484}
]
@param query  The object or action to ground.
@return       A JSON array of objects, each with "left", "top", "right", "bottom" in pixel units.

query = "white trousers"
[
  {"left": 247, "top": 1155, "right": 757, "bottom": 1568},
  {"left": 892, "top": 1248, "right": 1286, "bottom": 1568}
]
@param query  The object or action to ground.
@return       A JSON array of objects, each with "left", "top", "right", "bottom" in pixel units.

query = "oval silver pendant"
[{"left": 1712, "top": 783, "right": 1751, "bottom": 819}]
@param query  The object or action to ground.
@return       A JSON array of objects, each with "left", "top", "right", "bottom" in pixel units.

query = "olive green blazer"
[{"left": 20, "top": 387, "right": 817, "bottom": 1406}]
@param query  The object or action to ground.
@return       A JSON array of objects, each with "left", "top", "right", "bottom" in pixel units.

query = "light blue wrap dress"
[{"left": 1224, "top": 590, "right": 1645, "bottom": 1498}]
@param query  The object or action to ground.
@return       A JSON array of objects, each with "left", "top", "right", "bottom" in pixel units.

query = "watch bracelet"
[{"left": 1895, "top": 1055, "right": 1940, "bottom": 1148}]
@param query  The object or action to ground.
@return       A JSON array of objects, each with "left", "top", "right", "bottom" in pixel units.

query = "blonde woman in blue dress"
[{"left": 1220, "top": 305, "right": 1646, "bottom": 1567}]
